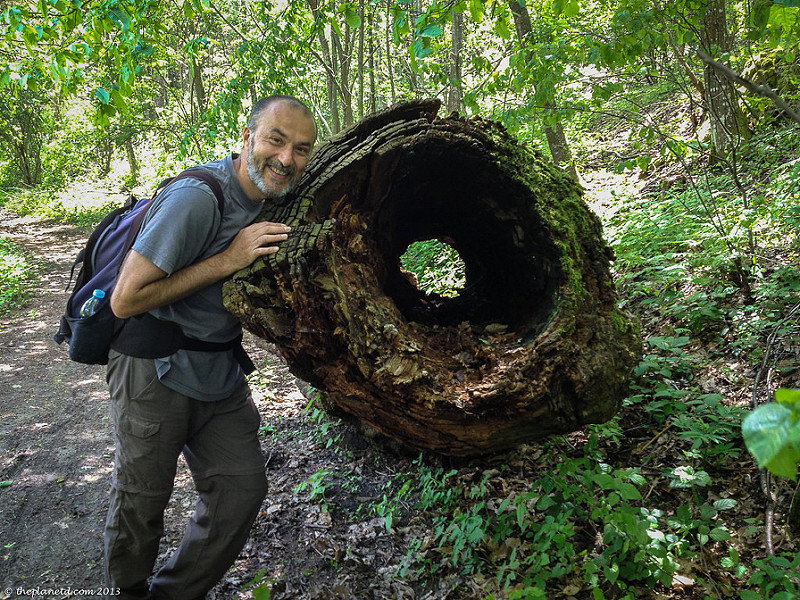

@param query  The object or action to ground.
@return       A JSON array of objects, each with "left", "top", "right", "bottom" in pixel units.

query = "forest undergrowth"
[{"left": 1, "top": 92, "right": 800, "bottom": 599}]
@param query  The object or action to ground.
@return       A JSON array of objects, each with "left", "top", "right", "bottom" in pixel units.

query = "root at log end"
[{"left": 224, "top": 99, "right": 641, "bottom": 456}]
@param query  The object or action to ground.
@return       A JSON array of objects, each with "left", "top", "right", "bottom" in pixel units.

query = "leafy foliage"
[
  {"left": 0, "top": 237, "right": 36, "bottom": 315},
  {"left": 2, "top": 0, "right": 800, "bottom": 597},
  {"left": 743, "top": 388, "right": 800, "bottom": 480},
  {"left": 399, "top": 239, "right": 466, "bottom": 297}
]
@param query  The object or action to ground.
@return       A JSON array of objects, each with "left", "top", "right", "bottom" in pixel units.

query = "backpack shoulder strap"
[
  {"left": 122, "top": 168, "right": 226, "bottom": 259},
  {"left": 174, "top": 167, "right": 225, "bottom": 215},
  {"left": 155, "top": 167, "right": 225, "bottom": 216}
]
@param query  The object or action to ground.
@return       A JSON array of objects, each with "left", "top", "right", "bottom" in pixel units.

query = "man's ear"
[{"left": 240, "top": 126, "right": 253, "bottom": 162}]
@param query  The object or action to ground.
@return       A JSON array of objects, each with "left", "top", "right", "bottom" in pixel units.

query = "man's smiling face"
[{"left": 244, "top": 101, "right": 316, "bottom": 199}]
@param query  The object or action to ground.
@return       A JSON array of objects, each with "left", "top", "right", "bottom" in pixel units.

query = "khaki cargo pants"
[{"left": 104, "top": 350, "right": 268, "bottom": 600}]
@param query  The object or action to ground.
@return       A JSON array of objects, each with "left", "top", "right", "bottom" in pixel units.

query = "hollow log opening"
[
  {"left": 375, "top": 135, "right": 563, "bottom": 337},
  {"left": 224, "top": 99, "right": 641, "bottom": 456}
]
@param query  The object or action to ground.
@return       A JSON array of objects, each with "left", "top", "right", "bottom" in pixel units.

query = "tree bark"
[
  {"left": 508, "top": 0, "right": 578, "bottom": 181},
  {"left": 124, "top": 137, "right": 139, "bottom": 186},
  {"left": 446, "top": 11, "right": 464, "bottom": 114},
  {"left": 368, "top": 7, "right": 377, "bottom": 114},
  {"left": 384, "top": 2, "right": 396, "bottom": 105},
  {"left": 191, "top": 56, "right": 206, "bottom": 120},
  {"left": 224, "top": 99, "right": 640, "bottom": 456},
  {"left": 307, "top": 0, "right": 341, "bottom": 133},
  {"left": 358, "top": 0, "right": 365, "bottom": 120},
  {"left": 699, "top": 0, "right": 750, "bottom": 158}
]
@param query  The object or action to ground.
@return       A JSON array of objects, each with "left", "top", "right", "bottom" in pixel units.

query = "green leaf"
[
  {"left": 710, "top": 527, "right": 732, "bottom": 541},
  {"left": 22, "top": 24, "right": 42, "bottom": 46},
  {"left": 0, "top": 480, "right": 11, "bottom": 487},
  {"left": 699, "top": 504, "right": 717, "bottom": 520},
  {"left": 392, "top": 9, "right": 410, "bottom": 41},
  {"left": 592, "top": 587, "right": 605, "bottom": 600},
  {"left": 109, "top": 88, "right": 127, "bottom": 112},
  {"left": 412, "top": 38, "right": 433, "bottom": 58},
  {"left": 618, "top": 483, "right": 642, "bottom": 500},
  {"left": 775, "top": 388, "right": 800, "bottom": 406},
  {"left": 536, "top": 495, "right": 556, "bottom": 510},
  {"left": 109, "top": 7, "right": 131, "bottom": 31},
  {"left": 61, "top": 8, "right": 80, "bottom": 35},
  {"left": 493, "top": 15, "right": 511, "bottom": 39},
  {"left": 342, "top": 5, "right": 361, "bottom": 29},
  {"left": 743, "top": 403, "right": 800, "bottom": 480},
  {"left": 494, "top": 12, "right": 511, "bottom": 40},
  {"left": 713, "top": 498, "right": 737, "bottom": 511},
  {"left": 419, "top": 23, "right": 442, "bottom": 37},
  {"left": 468, "top": 0, "right": 484, "bottom": 22},
  {"left": 564, "top": 0, "right": 580, "bottom": 17},
  {"left": 592, "top": 472, "right": 616, "bottom": 490},
  {"left": 94, "top": 87, "right": 111, "bottom": 104}
]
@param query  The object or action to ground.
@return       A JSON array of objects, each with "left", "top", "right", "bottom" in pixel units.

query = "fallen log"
[{"left": 223, "top": 99, "right": 641, "bottom": 456}]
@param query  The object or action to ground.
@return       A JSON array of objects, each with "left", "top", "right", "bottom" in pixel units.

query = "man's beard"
[{"left": 246, "top": 137, "right": 297, "bottom": 199}]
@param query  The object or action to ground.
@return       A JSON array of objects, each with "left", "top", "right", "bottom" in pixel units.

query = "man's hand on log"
[{"left": 222, "top": 221, "right": 291, "bottom": 272}]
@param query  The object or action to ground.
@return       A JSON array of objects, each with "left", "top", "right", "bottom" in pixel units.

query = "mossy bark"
[{"left": 223, "top": 99, "right": 641, "bottom": 456}]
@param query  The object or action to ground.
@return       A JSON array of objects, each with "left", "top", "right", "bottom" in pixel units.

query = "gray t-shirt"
[{"left": 132, "top": 154, "right": 263, "bottom": 401}]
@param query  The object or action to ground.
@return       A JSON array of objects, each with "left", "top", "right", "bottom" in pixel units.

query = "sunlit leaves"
[
  {"left": 108, "top": 6, "right": 132, "bottom": 31},
  {"left": 492, "top": 6, "right": 512, "bottom": 39},
  {"left": 743, "top": 389, "right": 800, "bottom": 480},
  {"left": 467, "top": 0, "right": 484, "bottom": 22},
  {"left": 0, "top": 0, "right": 188, "bottom": 128},
  {"left": 552, "top": 0, "right": 580, "bottom": 18},
  {"left": 94, "top": 86, "right": 110, "bottom": 104},
  {"left": 338, "top": 2, "right": 361, "bottom": 28},
  {"left": 419, "top": 22, "right": 443, "bottom": 37}
]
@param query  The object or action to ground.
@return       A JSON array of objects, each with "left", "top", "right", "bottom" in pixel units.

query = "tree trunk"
[
  {"left": 368, "top": 8, "right": 376, "bottom": 114},
  {"left": 334, "top": 25, "right": 355, "bottom": 128},
  {"left": 446, "top": 11, "right": 464, "bottom": 114},
  {"left": 224, "top": 100, "right": 640, "bottom": 456},
  {"left": 358, "top": 0, "right": 365, "bottom": 120},
  {"left": 98, "top": 136, "right": 113, "bottom": 178},
  {"left": 385, "top": 2, "right": 396, "bottom": 104},
  {"left": 508, "top": 0, "right": 578, "bottom": 181},
  {"left": 700, "top": 0, "right": 750, "bottom": 158},
  {"left": 191, "top": 56, "right": 206, "bottom": 120},
  {"left": 307, "top": 0, "right": 341, "bottom": 133},
  {"left": 124, "top": 137, "right": 138, "bottom": 186},
  {"left": 544, "top": 121, "right": 576, "bottom": 178}
]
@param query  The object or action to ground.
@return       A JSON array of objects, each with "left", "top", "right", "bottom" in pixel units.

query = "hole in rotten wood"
[
  {"left": 398, "top": 238, "right": 466, "bottom": 298},
  {"left": 373, "top": 136, "right": 564, "bottom": 339}
]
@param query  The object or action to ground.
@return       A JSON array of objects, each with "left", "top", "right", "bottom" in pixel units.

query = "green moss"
[{"left": 493, "top": 132, "right": 598, "bottom": 311}]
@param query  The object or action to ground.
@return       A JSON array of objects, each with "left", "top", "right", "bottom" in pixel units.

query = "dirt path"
[
  {"left": 1, "top": 213, "right": 115, "bottom": 594},
  {"left": 0, "top": 211, "right": 429, "bottom": 600}
]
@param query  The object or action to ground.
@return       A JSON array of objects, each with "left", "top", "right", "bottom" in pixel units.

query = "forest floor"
[{"left": 0, "top": 164, "right": 797, "bottom": 599}]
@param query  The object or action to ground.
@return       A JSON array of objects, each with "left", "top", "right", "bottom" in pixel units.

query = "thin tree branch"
[{"left": 697, "top": 50, "right": 800, "bottom": 125}]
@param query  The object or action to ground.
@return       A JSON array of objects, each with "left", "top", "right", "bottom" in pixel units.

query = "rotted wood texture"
[{"left": 223, "top": 99, "right": 641, "bottom": 456}]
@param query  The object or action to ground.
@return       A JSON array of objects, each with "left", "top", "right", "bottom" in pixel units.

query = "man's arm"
[{"left": 111, "top": 220, "right": 290, "bottom": 319}]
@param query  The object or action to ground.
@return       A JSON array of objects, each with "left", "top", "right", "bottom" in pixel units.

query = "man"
[{"left": 105, "top": 95, "right": 317, "bottom": 599}]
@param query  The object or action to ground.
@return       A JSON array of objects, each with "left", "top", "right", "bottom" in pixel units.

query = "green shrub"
[{"left": 0, "top": 238, "right": 36, "bottom": 315}]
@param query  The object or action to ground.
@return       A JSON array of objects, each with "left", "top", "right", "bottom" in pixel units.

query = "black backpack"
[{"left": 54, "top": 167, "right": 253, "bottom": 373}]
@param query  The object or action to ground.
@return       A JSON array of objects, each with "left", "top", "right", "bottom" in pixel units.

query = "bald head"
[{"left": 248, "top": 95, "right": 317, "bottom": 142}]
